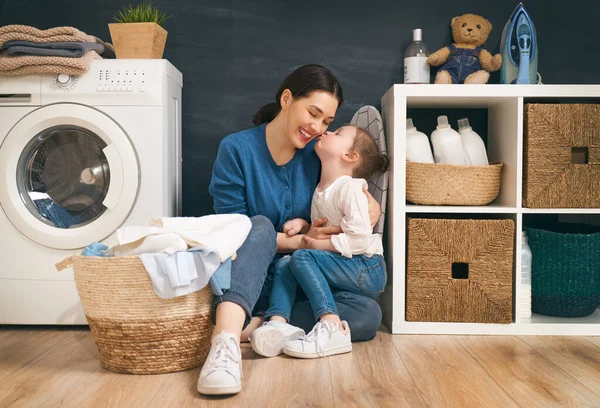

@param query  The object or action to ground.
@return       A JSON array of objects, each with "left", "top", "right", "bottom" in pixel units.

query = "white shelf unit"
[{"left": 380, "top": 84, "right": 600, "bottom": 336}]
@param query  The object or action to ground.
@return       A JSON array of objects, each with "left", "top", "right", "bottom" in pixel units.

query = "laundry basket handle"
[{"left": 56, "top": 256, "right": 74, "bottom": 271}]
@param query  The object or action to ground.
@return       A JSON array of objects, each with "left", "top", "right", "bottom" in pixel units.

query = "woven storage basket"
[
  {"left": 406, "top": 218, "right": 514, "bottom": 323},
  {"left": 406, "top": 162, "right": 503, "bottom": 206},
  {"left": 56, "top": 255, "right": 214, "bottom": 374},
  {"left": 526, "top": 224, "right": 600, "bottom": 317},
  {"left": 523, "top": 103, "right": 600, "bottom": 208}
]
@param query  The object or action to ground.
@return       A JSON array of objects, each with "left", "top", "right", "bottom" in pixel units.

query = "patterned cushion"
[{"left": 350, "top": 106, "right": 388, "bottom": 235}]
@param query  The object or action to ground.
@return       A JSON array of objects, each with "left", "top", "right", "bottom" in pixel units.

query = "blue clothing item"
[
  {"left": 81, "top": 241, "right": 109, "bottom": 257},
  {"left": 209, "top": 258, "right": 232, "bottom": 295},
  {"left": 265, "top": 249, "right": 387, "bottom": 321},
  {"left": 35, "top": 198, "right": 86, "bottom": 229},
  {"left": 440, "top": 45, "right": 483, "bottom": 84},
  {"left": 139, "top": 246, "right": 221, "bottom": 299},
  {"left": 209, "top": 123, "right": 321, "bottom": 233}
]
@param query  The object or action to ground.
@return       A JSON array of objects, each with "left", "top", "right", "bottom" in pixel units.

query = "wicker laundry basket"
[
  {"left": 56, "top": 255, "right": 214, "bottom": 374},
  {"left": 406, "top": 217, "right": 514, "bottom": 323},
  {"left": 523, "top": 103, "right": 600, "bottom": 208},
  {"left": 406, "top": 162, "right": 503, "bottom": 206}
]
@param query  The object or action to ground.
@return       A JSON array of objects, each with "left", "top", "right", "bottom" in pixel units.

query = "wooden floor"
[{"left": 1, "top": 326, "right": 600, "bottom": 407}]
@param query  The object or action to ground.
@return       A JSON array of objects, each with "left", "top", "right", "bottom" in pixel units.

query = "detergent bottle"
[
  {"left": 430, "top": 115, "right": 469, "bottom": 165},
  {"left": 406, "top": 118, "right": 434, "bottom": 163},
  {"left": 458, "top": 118, "right": 489, "bottom": 166}
]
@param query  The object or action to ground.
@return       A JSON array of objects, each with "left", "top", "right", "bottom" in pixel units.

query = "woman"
[{"left": 197, "top": 64, "right": 383, "bottom": 395}]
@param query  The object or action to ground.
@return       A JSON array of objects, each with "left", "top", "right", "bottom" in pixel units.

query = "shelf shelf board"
[
  {"left": 391, "top": 310, "right": 600, "bottom": 335},
  {"left": 405, "top": 204, "right": 517, "bottom": 214},
  {"left": 384, "top": 84, "right": 600, "bottom": 107},
  {"left": 526, "top": 310, "right": 600, "bottom": 325},
  {"left": 522, "top": 208, "right": 600, "bottom": 214},
  {"left": 387, "top": 84, "right": 600, "bottom": 98}
]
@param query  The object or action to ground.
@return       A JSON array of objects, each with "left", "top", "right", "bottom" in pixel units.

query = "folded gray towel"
[{"left": 0, "top": 41, "right": 114, "bottom": 58}]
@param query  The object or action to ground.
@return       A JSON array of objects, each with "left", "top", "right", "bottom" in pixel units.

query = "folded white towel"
[{"left": 111, "top": 214, "right": 252, "bottom": 262}]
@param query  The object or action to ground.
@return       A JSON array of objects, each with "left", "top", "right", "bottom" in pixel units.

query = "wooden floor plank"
[
  {"left": 58, "top": 343, "right": 256, "bottom": 408},
  {"left": 234, "top": 346, "right": 334, "bottom": 407},
  {"left": 329, "top": 332, "right": 428, "bottom": 408},
  {"left": 520, "top": 336, "right": 600, "bottom": 393},
  {"left": 584, "top": 337, "right": 600, "bottom": 348},
  {"left": 455, "top": 336, "right": 600, "bottom": 408},
  {"left": 0, "top": 330, "right": 98, "bottom": 408},
  {"left": 393, "top": 335, "right": 518, "bottom": 408},
  {"left": 0, "top": 329, "right": 78, "bottom": 382}
]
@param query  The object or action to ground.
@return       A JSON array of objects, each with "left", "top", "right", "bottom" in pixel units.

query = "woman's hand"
[
  {"left": 305, "top": 217, "right": 342, "bottom": 240},
  {"left": 302, "top": 236, "right": 337, "bottom": 252},
  {"left": 282, "top": 218, "right": 310, "bottom": 237},
  {"left": 363, "top": 186, "right": 382, "bottom": 228}
]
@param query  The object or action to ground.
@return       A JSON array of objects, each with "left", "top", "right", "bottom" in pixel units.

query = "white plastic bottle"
[
  {"left": 430, "top": 115, "right": 470, "bottom": 165},
  {"left": 406, "top": 118, "right": 434, "bottom": 163},
  {"left": 404, "top": 29, "right": 430, "bottom": 84},
  {"left": 521, "top": 231, "right": 532, "bottom": 319},
  {"left": 458, "top": 118, "right": 489, "bottom": 166}
]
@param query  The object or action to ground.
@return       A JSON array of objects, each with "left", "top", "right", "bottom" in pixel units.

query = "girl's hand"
[
  {"left": 306, "top": 217, "right": 342, "bottom": 240},
  {"left": 363, "top": 186, "right": 382, "bottom": 228},
  {"left": 282, "top": 218, "right": 310, "bottom": 237}
]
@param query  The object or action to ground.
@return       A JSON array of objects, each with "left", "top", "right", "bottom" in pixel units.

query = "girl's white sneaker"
[
  {"left": 250, "top": 320, "right": 305, "bottom": 357},
  {"left": 283, "top": 320, "right": 352, "bottom": 359}
]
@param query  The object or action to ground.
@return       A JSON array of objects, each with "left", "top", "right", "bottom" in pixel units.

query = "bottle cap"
[
  {"left": 406, "top": 118, "right": 416, "bottom": 131},
  {"left": 458, "top": 118, "right": 471, "bottom": 131},
  {"left": 413, "top": 29, "right": 422, "bottom": 42},
  {"left": 437, "top": 115, "right": 450, "bottom": 129}
]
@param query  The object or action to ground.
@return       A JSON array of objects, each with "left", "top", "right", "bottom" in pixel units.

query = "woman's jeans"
[
  {"left": 212, "top": 216, "right": 383, "bottom": 342},
  {"left": 265, "top": 250, "right": 387, "bottom": 322}
]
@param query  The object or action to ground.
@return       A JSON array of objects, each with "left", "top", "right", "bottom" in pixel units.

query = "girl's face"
[
  {"left": 314, "top": 125, "right": 357, "bottom": 160},
  {"left": 282, "top": 90, "right": 338, "bottom": 149}
]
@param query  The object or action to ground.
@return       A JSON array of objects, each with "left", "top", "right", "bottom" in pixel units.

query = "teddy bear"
[{"left": 428, "top": 13, "right": 502, "bottom": 84}]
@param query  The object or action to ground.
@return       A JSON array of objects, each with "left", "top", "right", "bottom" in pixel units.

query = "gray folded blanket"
[{"left": 0, "top": 41, "right": 115, "bottom": 58}]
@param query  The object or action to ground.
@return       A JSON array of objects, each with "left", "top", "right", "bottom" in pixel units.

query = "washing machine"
[{"left": 0, "top": 59, "right": 182, "bottom": 324}]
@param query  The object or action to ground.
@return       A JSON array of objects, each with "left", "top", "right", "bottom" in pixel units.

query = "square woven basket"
[
  {"left": 406, "top": 218, "right": 515, "bottom": 323},
  {"left": 523, "top": 103, "right": 600, "bottom": 208}
]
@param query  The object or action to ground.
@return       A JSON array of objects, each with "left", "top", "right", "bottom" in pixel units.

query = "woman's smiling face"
[{"left": 282, "top": 90, "right": 338, "bottom": 149}]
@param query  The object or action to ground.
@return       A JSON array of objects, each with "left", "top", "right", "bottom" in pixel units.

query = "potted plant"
[{"left": 108, "top": 1, "right": 171, "bottom": 59}]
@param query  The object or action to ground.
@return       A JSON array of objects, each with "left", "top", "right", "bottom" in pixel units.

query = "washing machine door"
[{"left": 0, "top": 103, "right": 140, "bottom": 249}]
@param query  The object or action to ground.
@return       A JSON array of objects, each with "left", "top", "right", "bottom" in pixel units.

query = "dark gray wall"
[{"left": 1, "top": 0, "right": 597, "bottom": 216}]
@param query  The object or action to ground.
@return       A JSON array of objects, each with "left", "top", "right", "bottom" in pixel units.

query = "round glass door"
[
  {"left": 0, "top": 103, "right": 140, "bottom": 249},
  {"left": 17, "top": 125, "right": 111, "bottom": 229}
]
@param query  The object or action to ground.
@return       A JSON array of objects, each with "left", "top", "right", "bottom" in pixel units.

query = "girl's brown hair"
[{"left": 351, "top": 126, "right": 389, "bottom": 180}]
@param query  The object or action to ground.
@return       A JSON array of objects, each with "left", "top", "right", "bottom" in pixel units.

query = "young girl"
[{"left": 250, "top": 124, "right": 389, "bottom": 358}]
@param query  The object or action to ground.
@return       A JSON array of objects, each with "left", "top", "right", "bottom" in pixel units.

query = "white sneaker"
[
  {"left": 250, "top": 320, "right": 305, "bottom": 357},
  {"left": 197, "top": 331, "right": 242, "bottom": 395},
  {"left": 283, "top": 320, "right": 352, "bottom": 359}
]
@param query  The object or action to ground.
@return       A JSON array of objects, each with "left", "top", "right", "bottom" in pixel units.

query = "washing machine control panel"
[
  {"left": 40, "top": 61, "right": 175, "bottom": 105},
  {"left": 95, "top": 68, "right": 149, "bottom": 93}
]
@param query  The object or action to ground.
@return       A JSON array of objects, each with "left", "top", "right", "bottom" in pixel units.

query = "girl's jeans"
[
  {"left": 265, "top": 249, "right": 387, "bottom": 323},
  {"left": 212, "top": 216, "right": 383, "bottom": 341}
]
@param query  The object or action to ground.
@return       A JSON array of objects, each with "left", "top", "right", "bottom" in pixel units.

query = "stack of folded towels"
[{"left": 0, "top": 25, "right": 115, "bottom": 76}]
